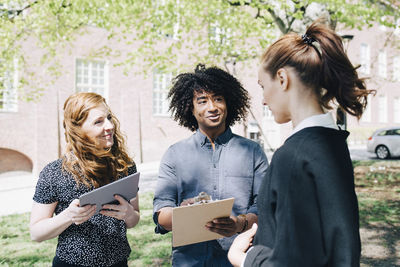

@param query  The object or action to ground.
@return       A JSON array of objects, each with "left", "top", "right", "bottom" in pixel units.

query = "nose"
[
  {"left": 207, "top": 100, "right": 217, "bottom": 111},
  {"left": 104, "top": 118, "right": 114, "bottom": 131}
]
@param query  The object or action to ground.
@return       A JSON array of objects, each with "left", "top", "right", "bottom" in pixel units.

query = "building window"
[
  {"left": 209, "top": 24, "right": 232, "bottom": 46},
  {"left": 360, "top": 43, "right": 370, "bottom": 75},
  {"left": 361, "top": 95, "right": 372, "bottom": 122},
  {"left": 395, "top": 18, "right": 400, "bottom": 36},
  {"left": 153, "top": 70, "right": 173, "bottom": 116},
  {"left": 393, "top": 56, "right": 400, "bottom": 82},
  {"left": 153, "top": 0, "right": 180, "bottom": 40},
  {"left": 378, "top": 95, "right": 387, "bottom": 123},
  {"left": 263, "top": 106, "right": 273, "bottom": 119},
  {"left": 394, "top": 97, "right": 400, "bottom": 123},
  {"left": 0, "top": 60, "right": 18, "bottom": 112},
  {"left": 378, "top": 50, "right": 387, "bottom": 78},
  {"left": 75, "top": 59, "right": 108, "bottom": 98}
]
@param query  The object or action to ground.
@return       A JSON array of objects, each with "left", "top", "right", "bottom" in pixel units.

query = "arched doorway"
[{"left": 0, "top": 148, "right": 33, "bottom": 173}]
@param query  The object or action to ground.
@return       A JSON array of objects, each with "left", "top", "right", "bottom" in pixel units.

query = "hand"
[
  {"left": 205, "top": 215, "right": 241, "bottom": 237},
  {"left": 100, "top": 194, "right": 135, "bottom": 222},
  {"left": 228, "top": 223, "right": 258, "bottom": 267},
  {"left": 66, "top": 199, "right": 96, "bottom": 225},
  {"left": 180, "top": 197, "right": 195, "bottom": 206}
]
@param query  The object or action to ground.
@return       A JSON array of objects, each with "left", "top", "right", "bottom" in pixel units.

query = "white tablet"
[{"left": 79, "top": 172, "right": 140, "bottom": 213}]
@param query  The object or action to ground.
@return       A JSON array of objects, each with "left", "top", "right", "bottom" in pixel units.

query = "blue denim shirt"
[{"left": 153, "top": 128, "right": 268, "bottom": 266}]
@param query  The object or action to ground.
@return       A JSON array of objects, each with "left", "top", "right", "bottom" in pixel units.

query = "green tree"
[{"left": 0, "top": 0, "right": 399, "bottom": 99}]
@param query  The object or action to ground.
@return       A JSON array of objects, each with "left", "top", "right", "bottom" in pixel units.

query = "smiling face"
[
  {"left": 192, "top": 90, "right": 227, "bottom": 136},
  {"left": 81, "top": 103, "right": 114, "bottom": 149},
  {"left": 258, "top": 66, "right": 291, "bottom": 124}
]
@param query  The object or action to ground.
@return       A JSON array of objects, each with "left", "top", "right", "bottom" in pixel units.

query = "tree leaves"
[{"left": 0, "top": 0, "right": 398, "bottom": 99}]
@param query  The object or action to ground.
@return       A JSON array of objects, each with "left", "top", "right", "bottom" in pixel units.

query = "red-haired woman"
[
  {"left": 30, "top": 92, "right": 139, "bottom": 267},
  {"left": 228, "top": 20, "right": 374, "bottom": 266}
]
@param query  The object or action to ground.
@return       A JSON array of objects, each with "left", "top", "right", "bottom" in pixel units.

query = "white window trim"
[
  {"left": 378, "top": 50, "right": 387, "bottom": 78},
  {"left": 75, "top": 58, "right": 109, "bottom": 100},
  {"left": 360, "top": 43, "right": 370, "bottom": 75},
  {"left": 393, "top": 56, "right": 400, "bottom": 82},
  {"left": 394, "top": 97, "right": 400, "bottom": 123},
  {"left": 361, "top": 95, "right": 372, "bottom": 122},
  {"left": 378, "top": 95, "right": 387, "bottom": 123},
  {"left": 0, "top": 58, "right": 18, "bottom": 112},
  {"left": 152, "top": 70, "right": 172, "bottom": 117},
  {"left": 263, "top": 106, "right": 274, "bottom": 120}
]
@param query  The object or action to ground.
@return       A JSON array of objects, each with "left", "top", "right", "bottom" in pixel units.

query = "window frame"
[
  {"left": 0, "top": 58, "right": 18, "bottom": 113},
  {"left": 152, "top": 69, "right": 173, "bottom": 117},
  {"left": 75, "top": 58, "right": 109, "bottom": 100},
  {"left": 360, "top": 43, "right": 370, "bottom": 75}
]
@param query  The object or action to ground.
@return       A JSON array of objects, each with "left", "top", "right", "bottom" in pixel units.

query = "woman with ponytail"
[
  {"left": 30, "top": 92, "right": 139, "bottom": 267},
  {"left": 228, "top": 20, "right": 373, "bottom": 266}
]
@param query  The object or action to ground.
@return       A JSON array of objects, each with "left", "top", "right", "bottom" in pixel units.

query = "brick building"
[{"left": 1, "top": 23, "right": 399, "bottom": 175}]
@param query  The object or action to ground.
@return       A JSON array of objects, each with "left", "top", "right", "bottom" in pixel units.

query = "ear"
[{"left": 276, "top": 68, "right": 289, "bottom": 91}]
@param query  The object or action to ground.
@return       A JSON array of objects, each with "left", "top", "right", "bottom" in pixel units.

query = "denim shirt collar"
[{"left": 195, "top": 127, "right": 232, "bottom": 147}]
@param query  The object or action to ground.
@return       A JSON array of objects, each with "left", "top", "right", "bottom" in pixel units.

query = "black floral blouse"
[{"left": 33, "top": 158, "right": 136, "bottom": 266}]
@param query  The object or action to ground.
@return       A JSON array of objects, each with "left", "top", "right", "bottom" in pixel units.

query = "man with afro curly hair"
[{"left": 153, "top": 64, "right": 268, "bottom": 266}]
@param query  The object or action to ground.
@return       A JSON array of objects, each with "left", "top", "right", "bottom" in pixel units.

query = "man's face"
[{"left": 192, "top": 90, "right": 227, "bottom": 133}]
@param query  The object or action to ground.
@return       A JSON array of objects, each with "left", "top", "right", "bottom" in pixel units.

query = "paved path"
[
  {"left": 0, "top": 146, "right": 380, "bottom": 216},
  {"left": 0, "top": 161, "right": 160, "bottom": 216}
]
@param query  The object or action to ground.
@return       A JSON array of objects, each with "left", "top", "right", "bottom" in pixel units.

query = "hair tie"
[{"left": 302, "top": 34, "right": 315, "bottom": 45}]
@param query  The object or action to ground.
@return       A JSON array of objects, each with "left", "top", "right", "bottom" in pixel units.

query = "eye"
[
  {"left": 215, "top": 97, "right": 224, "bottom": 102},
  {"left": 94, "top": 119, "right": 103, "bottom": 125},
  {"left": 107, "top": 114, "right": 112, "bottom": 120}
]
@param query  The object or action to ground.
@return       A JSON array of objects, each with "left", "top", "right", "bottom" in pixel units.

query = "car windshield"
[{"left": 378, "top": 129, "right": 400, "bottom": 136}]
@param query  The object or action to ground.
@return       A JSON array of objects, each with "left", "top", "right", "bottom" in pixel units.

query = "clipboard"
[
  {"left": 172, "top": 197, "right": 234, "bottom": 247},
  {"left": 79, "top": 172, "right": 140, "bottom": 214}
]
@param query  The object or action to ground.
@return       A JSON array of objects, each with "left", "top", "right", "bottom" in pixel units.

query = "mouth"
[
  {"left": 102, "top": 133, "right": 113, "bottom": 139},
  {"left": 207, "top": 114, "right": 220, "bottom": 120}
]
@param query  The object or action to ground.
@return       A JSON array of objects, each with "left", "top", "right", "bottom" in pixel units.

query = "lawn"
[
  {"left": 0, "top": 160, "right": 399, "bottom": 267},
  {"left": 0, "top": 193, "right": 172, "bottom": 267},
  {"left": 353, "top": 160, "right": 400, "bottom": 267}
]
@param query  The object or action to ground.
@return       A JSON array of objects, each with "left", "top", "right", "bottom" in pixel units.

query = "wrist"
[
  {"left": 237, "top": 214, "right": 248, "bottom": 233},
  {"left": 59, "top": 208, "right": 74, "bottom": 226}
]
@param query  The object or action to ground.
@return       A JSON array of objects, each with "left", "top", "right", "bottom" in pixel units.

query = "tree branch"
[
  {"left": 267, "top": 7, "right": 287, "bottom": 34},
  {"left": 1, "top": 0, "right": 39, "bottom": 21}
]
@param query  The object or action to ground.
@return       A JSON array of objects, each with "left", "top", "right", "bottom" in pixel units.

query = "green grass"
[
  {"left": 1, "top": 161, "right": 399, "bottom": 266},
  {"left": 0, "top": 192, "right": 172, "bottom": 267},
  {"left": 354, "top": 161, "right": 400, "bottom": 227}
]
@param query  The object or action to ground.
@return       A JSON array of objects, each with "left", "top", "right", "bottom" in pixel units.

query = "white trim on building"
[
  {"left": 378, "top": 95, "right": 387, "bottom": 123},
  {"left": 360, "top": 43, "right": 370, "bottom": 75},
  {"left": 394, "top": 97, "right": 400, "bottom": 123},
  {"left": 378, "top": 50, "right": 387, "bottom": 78},
  {"left": 361, "top": 95, "right": 372, "bottom": 122},
  {"left": 75, "top": 59, "right": 109, "bottom": 99},
  {"left": 393, "top": 56, "right": 400, "bottom": 82},
  {"left": 0, "top": 58, "right": 18, "bottom": 112},
  {"left": 152, "top": 70, "right": 172, "bottom": 116}
]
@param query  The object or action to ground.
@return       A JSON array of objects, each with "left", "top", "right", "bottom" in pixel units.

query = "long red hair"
[{"left": 62, "top": 92, "right": 133, "bottom": 188}]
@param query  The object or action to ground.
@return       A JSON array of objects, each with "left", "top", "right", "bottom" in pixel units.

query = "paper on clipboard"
[{"left": 172, "top": 197, "right": 234, "bottom": 247}]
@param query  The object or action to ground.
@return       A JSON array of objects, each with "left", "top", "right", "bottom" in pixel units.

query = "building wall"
[
  {"left": 1, "top": 23, "right": 399, "bottom": 174},
  {"left": 343, "top": 25, "right": 400, "bottom": 145}
]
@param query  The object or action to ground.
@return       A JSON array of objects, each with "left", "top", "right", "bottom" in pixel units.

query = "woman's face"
[
  {"left": 258, "top": 66, "right": 290, "bottom": 124},
  {"left": 81, "top": 103, "right": 114, "bottom": 149}
]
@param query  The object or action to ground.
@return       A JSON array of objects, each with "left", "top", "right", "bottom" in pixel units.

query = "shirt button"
[{"left": 214, "top": 186, "right": 217, "bottom": 190}]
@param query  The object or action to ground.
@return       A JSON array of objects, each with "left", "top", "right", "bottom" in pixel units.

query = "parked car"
[{"left": 367, "top": 127, "right": 400, "bottom": 159}]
